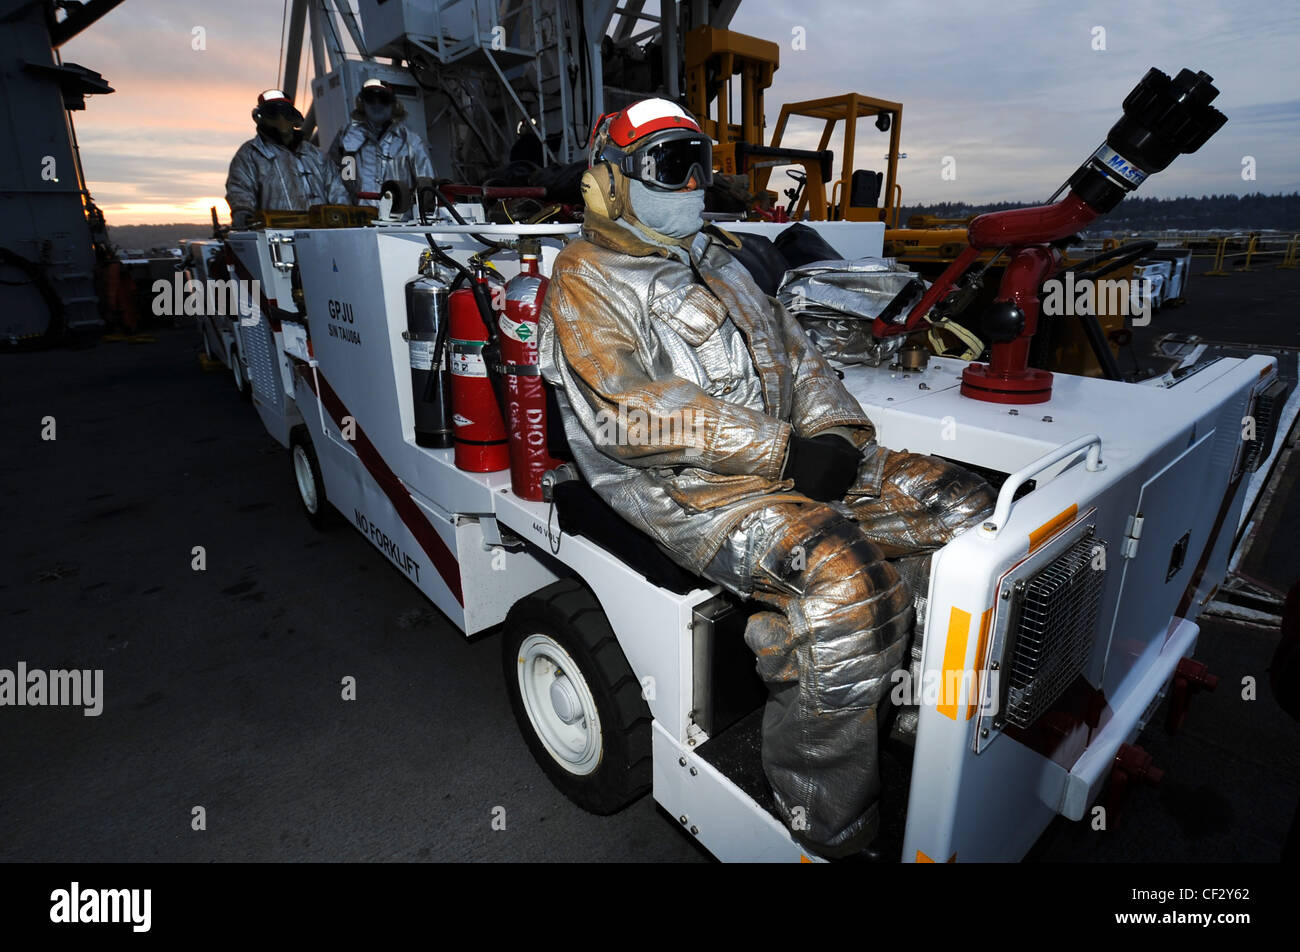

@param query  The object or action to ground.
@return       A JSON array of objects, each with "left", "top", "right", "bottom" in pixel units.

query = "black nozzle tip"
[
  {"left": 1109, "top": 65, "right": 1228, "bottom": 175},
  {"left": 1071, "top": 66, "right": 1229, "bottom": 214}
]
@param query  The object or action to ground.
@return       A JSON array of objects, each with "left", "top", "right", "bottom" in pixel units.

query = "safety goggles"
[
  {"left": 360, "top": 86, "right": 395, "bottom": 105},
  {"left": 259, "top": 99, "right": 303, "bottom": 124},
  {"left": 601, "top": 132, "right": 713, "bottom": 191}
]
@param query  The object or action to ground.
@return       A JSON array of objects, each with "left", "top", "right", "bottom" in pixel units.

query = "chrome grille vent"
[
  {"left": 244, "top": 314, "right": 282, "bottom": 404},
  {"left": 1242, "top": 378, "right": 1289, "bottom": 474},
  {"left": 1003, "top": 536, "right": 1107, "bottom": 729}
]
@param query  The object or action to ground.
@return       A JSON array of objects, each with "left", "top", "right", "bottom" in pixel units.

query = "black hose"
[
  {"left": 1079, "top": 311, "right": 1125, "bottom": 381},
  {"left": 424, "top": 184, "right": 511, "bottom": 256},
  {"left": 1063, "top": 240, "right": 1158, "bottom": 282}
]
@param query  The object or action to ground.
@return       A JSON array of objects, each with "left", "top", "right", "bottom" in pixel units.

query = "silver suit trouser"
[{"left": 701, "top": 450, "right": 995, "bottom": 856}]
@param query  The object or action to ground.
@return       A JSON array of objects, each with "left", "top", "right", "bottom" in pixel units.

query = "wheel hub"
[
  {"left": 516, "top": 633, "right": 603, "bottom": 775},
  {"left": 549, "top": 674, "right": 584, "bottom": 725},
  {"left": 293, "top": 446, "right": 318, "bottom": 513}
]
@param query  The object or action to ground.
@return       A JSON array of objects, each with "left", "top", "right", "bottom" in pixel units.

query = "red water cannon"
[{"left": 873, "top": 68, "right": 1226, "bottom": 404}]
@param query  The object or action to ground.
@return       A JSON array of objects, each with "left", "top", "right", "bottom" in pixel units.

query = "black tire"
[
  {"left": 231, "top": 344, "right": 251, "bottom": 401},
  {"left": 289, "top": 426, "right": 336, "bottom": 530},
  {"left": 502, "top": 578, "right": 652, "bottom": 815}
]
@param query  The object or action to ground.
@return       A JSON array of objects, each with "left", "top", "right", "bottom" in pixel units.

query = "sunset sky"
[{"left": 61, "top": 0, "right": 1300, "bottom": 226}]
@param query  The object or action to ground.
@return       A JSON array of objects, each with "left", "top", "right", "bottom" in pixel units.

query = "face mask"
[
  {"left": 626, "top": 178, "right": 705, "bottom": 239},
  {"left": 259, "top": 118, "right": 298, "bottom": 148},
  {"left": 363, "top": 102, "right": 393, "bottom": 126}
]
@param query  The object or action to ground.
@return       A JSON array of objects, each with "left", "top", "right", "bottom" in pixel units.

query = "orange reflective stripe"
[
  {"left": 916, "top": 850, "right": 957, "bottom": 863},
  {"left": 1029, "top": 504, "right": 1078, "bottom": 553},
  {"left": 938, "top": 607, "right": 972, "bottom": 720}
]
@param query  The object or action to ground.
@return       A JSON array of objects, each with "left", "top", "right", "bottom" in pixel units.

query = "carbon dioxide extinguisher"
[
  {"left": 449, "top": 263, "right": 511, "bottom": 472},
  {"left": 500, "top": 244, "right": 563, "bottom": 500}
]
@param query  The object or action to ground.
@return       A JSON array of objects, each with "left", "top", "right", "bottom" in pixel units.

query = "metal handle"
[{"left": 981, "top": 434, "right": 1105, "bottom": 538}]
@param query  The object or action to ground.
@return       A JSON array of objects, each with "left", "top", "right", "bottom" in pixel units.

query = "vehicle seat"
[
  {"left": 544, "top": 384, "right": 707, "bottom": 595},
  {"left": 851, "top": 169, "right": 884, "bottom": 208}
]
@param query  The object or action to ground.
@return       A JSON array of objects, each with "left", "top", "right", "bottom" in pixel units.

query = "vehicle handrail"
[{"left": 980, "top": 434, "right": 1105, "bottom": 539}]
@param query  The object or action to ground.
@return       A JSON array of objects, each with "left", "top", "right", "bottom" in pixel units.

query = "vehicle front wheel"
[{"left": 502, "top": 578, "right": 652, "bottom": 815}]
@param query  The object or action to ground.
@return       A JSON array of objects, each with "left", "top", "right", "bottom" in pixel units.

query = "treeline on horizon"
[
  {"left": 899, "top": 192, "right": 1300, "bottom": 233},
  {"left": 108, "top": 191, "right": 1300, "bottom": 250}
]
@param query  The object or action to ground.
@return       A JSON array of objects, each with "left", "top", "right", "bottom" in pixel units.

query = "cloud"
[
  {"left": 732, "top": 0, "right": 1300, "bottom": 202},
  {"left": 62, "top": 0, "right": 305, "bottom": 223},
  {"left": 59, "top": 0, "right": 1300, "bottom": 222}
]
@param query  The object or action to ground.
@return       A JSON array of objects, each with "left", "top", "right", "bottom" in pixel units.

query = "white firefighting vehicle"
[{"left": 217, "top": 210, "right": 1286, "bottom": 862}]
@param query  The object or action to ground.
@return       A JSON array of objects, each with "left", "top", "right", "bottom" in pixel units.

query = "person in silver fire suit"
[
  {"left": 538, "top": 98, "right": 996, "bottom": 859},
  {"left": 328, "top": 78, "right": 436, "bottom": 210},
  {"left": 225, "top": 89, "right": 347, "bottom": 229}
]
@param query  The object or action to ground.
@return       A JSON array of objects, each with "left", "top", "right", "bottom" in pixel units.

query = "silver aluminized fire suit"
[
  {"left": 327, "top": 119, "right": 436, "bottom": 208},
  {"left": 225, "top": 134, "right": 348, "bottom": 221},
  {"left": 538, "top": 211, "right": 995, "bottom": 856}
]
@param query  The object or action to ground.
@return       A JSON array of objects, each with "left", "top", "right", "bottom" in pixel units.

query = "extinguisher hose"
[
  {"left": 425, "top": 233, "right": 512, "bottom": 429},
  {"left": 421, "top": 184, "right": 511, "bottom": 257},
  {"left": 425, "top": 234, "right": 500, "bottom": 348},
  {"left": 422, "top": 315, "right": 451, "bottom": 404}
]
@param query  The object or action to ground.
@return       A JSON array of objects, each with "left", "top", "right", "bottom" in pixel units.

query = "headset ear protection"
[{"left": 580, "top": 161, "right": 625, "bottom": 220}]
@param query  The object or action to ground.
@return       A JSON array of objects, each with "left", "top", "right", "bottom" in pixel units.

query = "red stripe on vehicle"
[{"left": 301, "top": 367, "right": 464, "bottom": 605}]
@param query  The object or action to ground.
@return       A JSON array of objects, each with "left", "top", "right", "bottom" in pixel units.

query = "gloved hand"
[
  {"left": 782, "top": 433, "right": 861, "bottom": 502},
  {"left": 231, "top": 209, "right": 254, "bottom": 230}
]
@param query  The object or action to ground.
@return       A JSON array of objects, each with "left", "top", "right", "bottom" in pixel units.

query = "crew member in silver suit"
[
  {"left": 538, "top": 98, "right": 995, "bottom": 859},
  {"left": 328, "top": 78, "right": 436, "bottom": 210},
  {"left": 225, "top": 89, "right": 347, "bottom": 229}
]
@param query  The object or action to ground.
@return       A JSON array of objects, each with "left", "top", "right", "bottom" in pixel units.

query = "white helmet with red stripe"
[{"left": 588, "top": 98, "right": 713, "bottom": 192}]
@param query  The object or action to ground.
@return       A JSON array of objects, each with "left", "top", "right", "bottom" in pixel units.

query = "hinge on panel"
[
  {"left": 479, "top": 516, "right": 526, "bottom": 551},
  {"left": 1121, "top": 513, "right": 1145, "bottom": 559}
]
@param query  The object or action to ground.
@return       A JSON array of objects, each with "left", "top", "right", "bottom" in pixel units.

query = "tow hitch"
[{"left": 1166, "top": 656, "right": 1220, "bottom": 733}]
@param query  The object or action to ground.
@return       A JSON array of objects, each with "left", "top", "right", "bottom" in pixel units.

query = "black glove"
[{"left": 782, "top": 433, "right": 861, "bottom": 502}]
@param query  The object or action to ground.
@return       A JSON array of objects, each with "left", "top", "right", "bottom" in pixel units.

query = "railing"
[
  {"left": 1279, "top": 234, "right": 1299, "bottom": 270},
  {"left": 1206, "top": 234, "right": 1264, "bottom": 275}
]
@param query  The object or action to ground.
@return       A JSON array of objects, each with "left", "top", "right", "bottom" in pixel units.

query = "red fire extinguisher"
[
  {"left": 501, "top": 244, "right": 563, "bottom": 500},
  {"left": 449, "top": 263, "right": 510, "bottom": 472}
]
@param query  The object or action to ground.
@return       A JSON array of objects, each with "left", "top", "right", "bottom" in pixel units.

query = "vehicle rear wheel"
[
  {"left": 502, "top": 578, "right": 652, "bottom": 815},
  {"left": 290, "top": 426, "right": 335, "bottom": 530}
]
